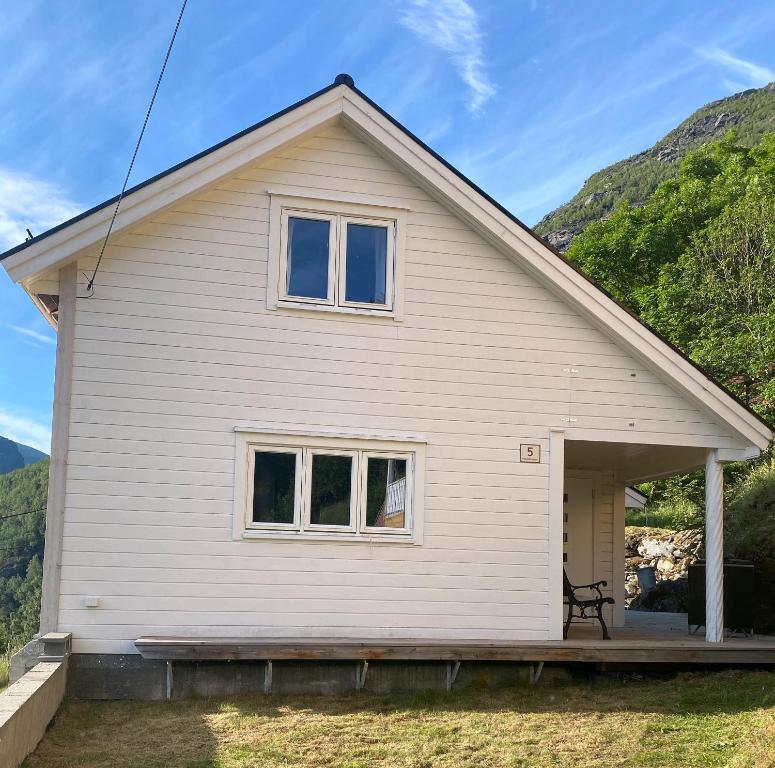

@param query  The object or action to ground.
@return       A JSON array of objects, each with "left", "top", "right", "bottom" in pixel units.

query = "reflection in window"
[
  {"left": 287, "top": 217, "right": 330, "bottom": 299},
  {"left": 345, "top": 223, "right": 388, "bottom": 304},
  {"left": 366, "top": 457, "right": 407, "bottom": 528},
  {"left": 310, "top": 454, "right": 353, "bottom": 526},
  {"left": 253, "top": 450, "right": 297, "bottom": 524}
]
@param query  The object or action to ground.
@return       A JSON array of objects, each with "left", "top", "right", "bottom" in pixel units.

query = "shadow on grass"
[
  {"left": 23, "top": 667, "right": 775, "bottom": 768},
  {"left": 218, "top": 666, "right": 775, "bottom": 717}
]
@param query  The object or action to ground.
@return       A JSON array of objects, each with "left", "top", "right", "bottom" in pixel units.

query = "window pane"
[
  {"left": 345, "top": 223, "right": 388, "bottom": 304},
  {"left": 310, "top": 454, "right": 353, "bottom": 526},
  {"left": 366, "top": 458, "right": 407, "bottom": 528},
  {"left": 287, "top": 217, "right": 330, "bottom": 299},
  {"left": 252, "top": 451, "right": 296, "bottom": 524}
]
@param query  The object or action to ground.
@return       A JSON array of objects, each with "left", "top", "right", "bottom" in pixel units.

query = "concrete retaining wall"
[
  {"left": 9, "top": 638, "right": 43, "bottom": 685},
  {"left": 0, "top": 661, "right": 67, "bottom": 768}
]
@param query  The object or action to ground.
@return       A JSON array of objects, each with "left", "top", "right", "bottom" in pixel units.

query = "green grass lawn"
[
  {"left": 24, "top": 669, "right": 775, "bottom": 768},
  {"left": 0, "top": 655, "right": 9, "bottom": 692}
]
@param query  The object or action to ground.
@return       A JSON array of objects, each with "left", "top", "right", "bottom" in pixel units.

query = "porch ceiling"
[{"left": 564, "top": 440, "right": 708, "bottom": 483}]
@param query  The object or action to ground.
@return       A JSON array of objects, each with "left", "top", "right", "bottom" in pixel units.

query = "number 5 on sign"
[{"left": 520, "top": 444, "right": 541, "bottom": 463}]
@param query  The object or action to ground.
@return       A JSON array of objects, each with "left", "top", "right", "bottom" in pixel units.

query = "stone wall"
[{"left": 624, "top": 527, "right": 703, "bottom": 611}]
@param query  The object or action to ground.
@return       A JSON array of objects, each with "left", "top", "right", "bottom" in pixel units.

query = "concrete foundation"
[
  {"left": 65, "top": 654, "right": 556, "bottom": 700},
  {"left": 67, "top": 654, "right": 169, "bottom": 700}
]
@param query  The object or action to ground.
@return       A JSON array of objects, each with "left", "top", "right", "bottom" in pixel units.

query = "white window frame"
[
  {"left": 245, "top": 444, "right": 303, "bottom": 532},
  {"left": 233, "top": 427, "right": 425, "bottom": 544},
  {"left": 267, "top": 193, "right": 407, "bottom": 320},
  {"left": 338, "top": 217, "right": 395, "bottom": 311},
  {"left": 278, "top": 209, "right": 338, "bottom": 306},
  {"left": 360, "top": 451, "right": 413, "bottom": 536},
  {"left": 304, "top": 448, "right": 359, "bottom": 533}
]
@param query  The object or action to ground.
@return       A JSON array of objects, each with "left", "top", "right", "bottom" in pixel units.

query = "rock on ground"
[{"left": 624, "top": 527, "right": 703, "bottom": 611}]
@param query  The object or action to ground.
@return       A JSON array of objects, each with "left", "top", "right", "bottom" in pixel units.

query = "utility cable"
[
  {"left": 86, "top": 0, "right": 189, "bottom": 295},
  {"left": 0, "top": 508, "right": 46, "bottom": 522}
]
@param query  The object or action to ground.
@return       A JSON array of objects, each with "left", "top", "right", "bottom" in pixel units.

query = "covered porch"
[{"left": 552, "top": 432, "right": 759, "bottom": 646}]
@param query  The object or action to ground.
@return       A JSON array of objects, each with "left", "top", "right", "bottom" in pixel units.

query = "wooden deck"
[{"left": 136, "top": 612, "right": 775, "bottom": 666}]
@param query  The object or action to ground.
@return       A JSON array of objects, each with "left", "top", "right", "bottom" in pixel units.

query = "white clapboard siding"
[
  {"left": 60, "top": 570, "right": 548, "bottom": 592},
  {"left": 595, "top": 473, "right": 616, "bottom": 624},
  {"left": 26, "top": 266, "right": 60, "bottom": 297},
  {"left": 59, "top": 120, "right": 742, "bottom": 653}
]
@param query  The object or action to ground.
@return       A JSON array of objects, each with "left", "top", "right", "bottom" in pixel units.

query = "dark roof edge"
[
  {"left": 0, "top": 80, "right": 341, "bottom": 262},
  {"left": 347, "top": 83, "right": 773, "bottom": 437},
  {"left": 3, "top": 74, "right": 771, "bottom": 437}
]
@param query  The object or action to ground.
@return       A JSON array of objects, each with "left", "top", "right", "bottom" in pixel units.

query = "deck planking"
[{"left": 135, "top": 612, "right": 775, "bottom": 665}]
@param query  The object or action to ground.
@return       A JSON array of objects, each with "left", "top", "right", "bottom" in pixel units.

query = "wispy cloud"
[
  {"left": 8, "top": 324, "right": 56, "bottom": 346},
  {"left": 399, "top": 0, "right": 496, "bottom": 113},
  {"left": 0, "top": 408, "right": 51, "bottom": 454},
  {"left": 696, "top": 46, "right": 775, "bottom": 90},
  {"left": 0, "top": 168, "right": 80, "bottom": 251}
]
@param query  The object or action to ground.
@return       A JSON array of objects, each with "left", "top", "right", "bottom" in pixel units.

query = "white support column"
[
  {"left": 548, "top": 429, "right": 565, "bottom": 640},
  {"left": 39, "top": 262, "right": 77, "bottom": 634},
  {"left": 705, "top": 449, "right": 724, "bottom": 643},
  {"left": 612, "top": 480, "right": 626, "bottom": 628}
]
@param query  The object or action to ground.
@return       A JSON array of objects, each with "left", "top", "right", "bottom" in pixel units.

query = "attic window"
[
  {"left": 286, "top": 214, "right": 336, "bottom": 303},
  {"left": 268, "top": 195, "right": 404, "bottom": 318},
  {"left": 280, "top": 209, "right": 394, "bottom": 311}
]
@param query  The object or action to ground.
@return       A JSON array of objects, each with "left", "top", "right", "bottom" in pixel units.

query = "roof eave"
[
  {"left": 1, "top": 81, "right": 345, "bottom": 282},
  {"left": 3, "top": 76, "right": 771, "bottom": 449},
  {"left": 339, "top": 89, "right": 774, "bottom": 450}
]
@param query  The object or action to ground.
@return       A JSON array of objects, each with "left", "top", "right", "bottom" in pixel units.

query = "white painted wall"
[
  {"left": 563, "top": 471, "right": 616, "bottom": 627},
  {"left": 57, "top": 120, "right": 743, "bottom": 653}
]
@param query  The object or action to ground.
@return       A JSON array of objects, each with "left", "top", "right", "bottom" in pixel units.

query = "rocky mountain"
[
  {"left": 0, "top": 436, "right": 47, "bottom": 476},
  {"left": 535, "top": 82, "right": 775, "bottom": 251}
]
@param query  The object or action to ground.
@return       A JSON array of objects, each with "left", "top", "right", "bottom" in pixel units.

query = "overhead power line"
[
  {"left": 0, "top": 508, "right": 46, "bottom": 522},
  {"left": 86, "top": 0, "right": 190, "bottom": 295}
]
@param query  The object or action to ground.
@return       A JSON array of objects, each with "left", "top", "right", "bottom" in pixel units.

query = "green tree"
[
  {"left": 649, "top": 190, "right": 775, "bottom": 419},
  {"left": 0, "top": 461, "right": 47, "bottom": 653},
  {"left": 567, "top": 131, "right": 775, "bottom": 422}
]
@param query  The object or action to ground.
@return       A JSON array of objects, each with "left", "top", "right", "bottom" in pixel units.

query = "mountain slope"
[
  {"left": 0, "top": 460, "right": 47, "bottom": 652},
  {"left": 0, "top": 436, "right": 47, "bottom": 476},
  {"left": 535, "top": 82, "right": 775, "bottom": 251}
]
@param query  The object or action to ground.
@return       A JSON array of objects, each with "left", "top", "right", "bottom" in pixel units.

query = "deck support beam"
[
  {"left": 264, "top": 660, "right": 272, "bottom": 694},
  {"left": 529, "top": 661, "right": 544, "bottom": 685},
  {"left": 166, "top": 661, "right": 173, "bottom": 700},
  {"left": 446, "top": 661, "right": 461, "bottom": 691},
  {"left": 705, "top": 449, "right": 724, "bottom": 643},
  {"left": 356, "top": 661, "right": 368, "bottom": 690}
]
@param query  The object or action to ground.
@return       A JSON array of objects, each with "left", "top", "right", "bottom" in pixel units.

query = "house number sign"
[{"left": 520, "top": 444, "right": 541, "bottom": 463}]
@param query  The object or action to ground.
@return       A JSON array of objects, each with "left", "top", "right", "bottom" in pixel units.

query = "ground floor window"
[{"left": 234, "top": 429, "right": 424, "bottom": 543}]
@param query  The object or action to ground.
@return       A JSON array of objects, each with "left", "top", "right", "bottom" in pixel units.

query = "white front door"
[{"left": 563, "top": 477, "right": 595, "bottom": 586}]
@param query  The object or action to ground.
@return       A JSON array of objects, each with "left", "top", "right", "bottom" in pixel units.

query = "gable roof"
[
  {"left": 2, "top": 74, "right": 772, "bottom": 450},
  {"left": 625, "top": 486, "right": 649, "bottom": 509}
]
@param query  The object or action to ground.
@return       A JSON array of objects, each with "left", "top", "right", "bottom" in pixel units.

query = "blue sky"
[{"left": 1, "top": 0, "right": 774, "bottom": 453}]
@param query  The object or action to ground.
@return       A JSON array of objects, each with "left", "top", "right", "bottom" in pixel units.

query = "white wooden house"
[{"left": 3, "top": 76, "right": 772, "bottom": 684}]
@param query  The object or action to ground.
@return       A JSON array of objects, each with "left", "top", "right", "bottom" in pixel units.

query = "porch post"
[
  {"left": 704, "top": 448, "right": 724, "bottom": 643},
  {"left": 548, "top": 429, "right": 565, "bottom": 640}
]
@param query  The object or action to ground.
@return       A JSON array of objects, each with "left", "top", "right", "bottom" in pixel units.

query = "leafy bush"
[
  {"left": 726, "top": 459, "right": 775, "bottom": 634},
  {"left": 625, "top": 497, "right": 704, "bottom": 530}
]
